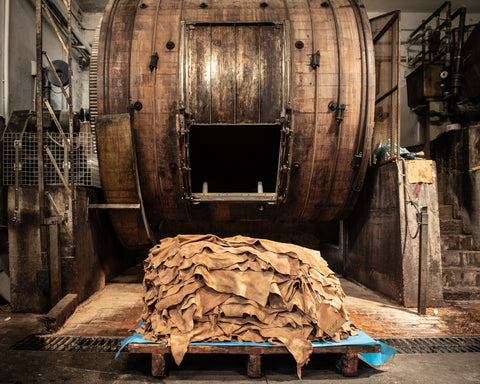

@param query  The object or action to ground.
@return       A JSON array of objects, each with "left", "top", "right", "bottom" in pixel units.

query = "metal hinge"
[
  {"left": 310, "top": 50, "right": 320, "bottom": 69},
  {"left": 351, "top": 152, "right": 363, "bottom": 168}
]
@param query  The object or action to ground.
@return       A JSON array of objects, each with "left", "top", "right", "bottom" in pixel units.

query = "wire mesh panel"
[{"left": 3, "top": 132, "right": 101, "bottom": 188}]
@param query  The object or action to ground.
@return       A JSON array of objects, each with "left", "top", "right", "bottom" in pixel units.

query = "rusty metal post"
[
  {"left": 340, "top": 220, "right": 347, "bottom": 274},
  {"left": 46, "top": 217, "right": 61, "bottom": 306},
  {"left": 66, "top": 0, "right": 76, "bottom": 257},
  {"left": 36, "top": 0, "right": 49, "bottom": 280},
  {"left": 418, "top": 206, "right": 428, "bottom": 315}
]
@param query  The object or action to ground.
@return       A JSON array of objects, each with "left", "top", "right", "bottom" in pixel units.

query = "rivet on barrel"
[
  {"left": 133, "top": 101, "right": 143, "bottom": 111},
  {"left": 295, "top": 41, "right": 304, "bottom": 49},
  {"left": 166, "top": 41, "right": 175, "bottom": 50}
]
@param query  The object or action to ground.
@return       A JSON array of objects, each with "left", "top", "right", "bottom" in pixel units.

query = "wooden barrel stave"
[{"left": 93, "top": 0, "right": 375, "bottom": 246}]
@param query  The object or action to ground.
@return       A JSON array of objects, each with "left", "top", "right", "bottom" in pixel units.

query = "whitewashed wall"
[{"left": 2, "top": 0, "right": 90, "bottom": 121}]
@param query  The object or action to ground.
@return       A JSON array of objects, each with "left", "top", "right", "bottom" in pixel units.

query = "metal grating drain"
[
  {"left": 376, "top": 336, "right": 480, "bottom": 353},
  {"left": 11, "top": 335, "right": 480, "bottom": 354},
  {"left": 11, "top": 335, "right": 123, "bottom": 353}
]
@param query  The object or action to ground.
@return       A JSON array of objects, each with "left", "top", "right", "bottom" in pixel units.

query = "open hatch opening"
[{"left": 189, "top": 124, "right": 281, "bottom": 195}]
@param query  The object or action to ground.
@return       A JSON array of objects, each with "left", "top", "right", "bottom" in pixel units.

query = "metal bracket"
[
  {"left": 149, "top": 52, "right": 159, "bottom": 72},
  {"left": 310, "top": 50, "right": 320, "bottom": 69},
  {"left": 351, "top": 152, "right": 363, "bottom": 168},
  {"left": 335, "top": 104, "right": 346, "bottom": 123},
  {"left": 44, "top": 145, "right": 72, "bottom": 194},
  {"left": 327, "top": 101, "right": 347, "bottom": 124}
]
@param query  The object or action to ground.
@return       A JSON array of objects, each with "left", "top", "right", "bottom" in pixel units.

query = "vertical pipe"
[
  {"left": 48, "top": 218, "right": 61, "bottom": 306},
  {"left": 3, "top": 0, "right": 10, "bottom": 119},
  {"left": 67, "top": 0, "right": 75, "bottom": 257},
  {"left": 418, "top": 206, "right": 428, "bottom": 315},
  {"left": 452, "top": 7, "right": 466, "bottom": 100},
  {"left": 36, "top": 0, "right": 47, "bottom": 282},
  {"left": 340, "top": 220, "right": 347, "bottom": 274}
]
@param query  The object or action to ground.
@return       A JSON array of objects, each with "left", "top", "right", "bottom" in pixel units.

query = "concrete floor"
[
  {"left": 1, "top": 276, "right": 479, "bottom": 383},
  {"left": 54, "top": 277, "right": 480, "bottom": 338}
]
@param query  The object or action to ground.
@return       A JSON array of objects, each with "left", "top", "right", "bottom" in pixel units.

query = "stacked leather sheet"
[{"left": 138, "top": 234, "right": 354, "bottom": 377}]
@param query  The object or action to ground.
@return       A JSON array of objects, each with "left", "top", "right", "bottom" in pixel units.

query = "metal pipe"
[
  {"left": 409, "top": 1, "right": 450, "bottom": 39},
  {"left": 3, "top": 0, "right": 10, "bottom": 119},
  {"left": 418, "top": 207, "right": 428, "bottom": 315},
  {"left": 43, "top": 0, "right": 91, "bottom": 57},
  {"left": 44, "top": 145, "right": 72, "bottom": 194},
  {"left": 43, "top": 52, "right": 71, "bottom": 103},
  {"left": 439, "top": 6, "right": 463, "bottom": 30},
  {"left": 42, "top": 2, "right": 69, "bottom": 56},
  {"left": 452, "top": 7, "right": 466, "bottom": 99},
  {"left": 36, "top": 0, "right": 48, "bottom": 283},
  {"left": 67, "top": 0, "right": 75, "bottom": 256}
]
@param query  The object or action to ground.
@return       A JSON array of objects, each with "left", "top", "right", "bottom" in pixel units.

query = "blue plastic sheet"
[{"left": 115, "top": 325, "right": 396, "bottom": 366}]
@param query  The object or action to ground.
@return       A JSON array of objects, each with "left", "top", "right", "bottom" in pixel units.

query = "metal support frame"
[{"left": 35, "top": 0, "right": 75, "bottom": 307}]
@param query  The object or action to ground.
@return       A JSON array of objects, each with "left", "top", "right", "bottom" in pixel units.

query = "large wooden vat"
[{"left": 92, "top": 0, "right": 375, "bottom": 248}]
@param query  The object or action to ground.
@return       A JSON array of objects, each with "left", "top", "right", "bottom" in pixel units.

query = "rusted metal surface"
[{"left": 93, "top": 0, "right": 376, "bottom": 248}]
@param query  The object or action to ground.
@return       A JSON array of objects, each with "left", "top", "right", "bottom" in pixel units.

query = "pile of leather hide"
[{"left": 139, "top": 234, "right": 354, "bottom": 377}]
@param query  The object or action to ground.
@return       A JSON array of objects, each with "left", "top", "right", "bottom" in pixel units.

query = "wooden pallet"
[{"left": 128, "top": 342, "right": 381, "bottom": 378}]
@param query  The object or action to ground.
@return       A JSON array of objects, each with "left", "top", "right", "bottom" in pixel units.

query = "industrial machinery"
[
  {"left": 9, "top": 0, "right": 421, "bottom": 313},
  {"left": 406, "top": 1, "right": 480, "bottom": 142},
  {"left": 91, "top": 0, "right": 375, "bottom": 249}
]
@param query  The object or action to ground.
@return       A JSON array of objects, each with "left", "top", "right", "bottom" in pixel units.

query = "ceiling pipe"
[{"left": 3, "top": 0, "right": 10, "bottom": 120}]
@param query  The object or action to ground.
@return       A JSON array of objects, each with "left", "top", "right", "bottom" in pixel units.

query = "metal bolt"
[
  {"left": 133, "top": 101, "right": 143, "bottom": 111},
  {"left": 295, "top": 41, "right": 304, "bottom": 49},
  {"left": 328, "top": 101, "right": 337, "bottom": 111}
]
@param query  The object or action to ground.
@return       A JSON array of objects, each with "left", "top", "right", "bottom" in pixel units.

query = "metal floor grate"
[
  {"left": 376, "top": 336, "right": 480, "bottom": 353},
  {"left": 11, "top": 335, "right": 123, "bottom": 353},
  {"left": 10, "top": 335, "right": 480, "bottom": 354}
]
